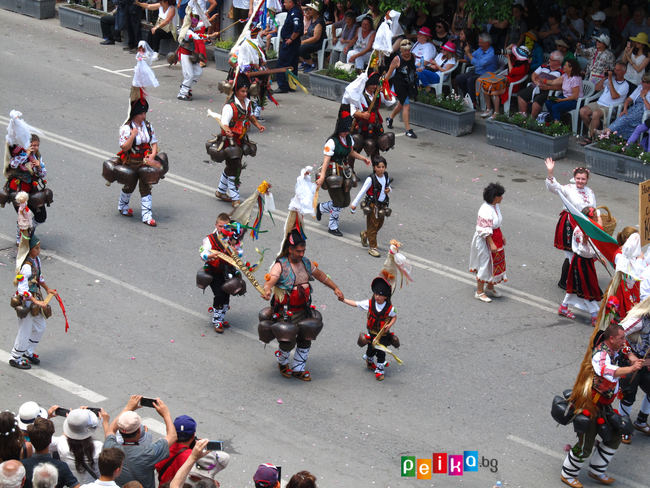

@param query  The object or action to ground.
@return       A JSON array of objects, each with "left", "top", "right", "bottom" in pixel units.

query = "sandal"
[
  {"left": 558, "top": 306, "right": 575, "bottom": 319},
  {"left": 580, "top": 136, "right": 592, "bottom": 146},
  {"left": 120, "top": 209, "right": 134, "bottom": 217},
  {"left": 375, "top": 372, "right": 385, "bottom": 381},
  {"left": 278, "top": 362, "right": 292, "bottom": 378},
  {"left": 231, "top": 200, "right": 241, "bottom": 209},
  {"left": 143, "top": 219, "right": 157, "bottom": 227},
  {"left": 292, "top": 370, "right": 312, "bottom": 381},
  {"left": 215, "top": 190, "right": 232, "bottom": 202}
]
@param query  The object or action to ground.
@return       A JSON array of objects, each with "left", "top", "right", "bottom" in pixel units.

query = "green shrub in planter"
[
  {"left": 317, "top": 67, "right": 358, "bottom": 83},
  {"left": 493, "top": 112, "right": 571, "bottom": 137},
  {"left": 416, "top": 90, "right": 469, "bottom": 113}
]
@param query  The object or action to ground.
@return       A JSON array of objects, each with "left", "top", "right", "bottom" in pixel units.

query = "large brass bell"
[
  {"left": 137, "top": 165, "right": 162, "bottom": 185},
  {"left": 28, "top": 191, "right": 46, "bottom": 208},
  {"left": 15, "top": 305, "right": 30, "bottom": 319},
  {"left": 196, "top": 270, "right": 214, "bottom": 290},
  {"left": 221, "top": 276, "right": 247, "bottom": 296},
  {"left": 259, "top": 307, "right": 274, "bottom": 322},
  {"left": 351, "top": 134, "right": 364, "bottom": 151},
  {"left": 10, "top": 295, "right": 21, "bottom": 308},
  {"left": 271, "top": 321, "right": 300, "bottom": 342},
  {"left": 113, "top": 165, "right": 136, "bottom": 185},
  {"left": 102, "top": 158, "right": 118, "bottom": 184},
  {"left": 42, "top": 304, "right": 52, "bottom": 318},
  {"left": 297, "top": 317, "right": 323, "bottom": 341},
  {"left": 258, "top": 320, "right": 275, "bottom": 343},
  {"left": 343, "top": 178, "right": 352, "bottom": 192},
  {"left": 325, "top": 175, "right": 343, "bottom": 189},
  {"left": 224, "top": 145, "right": 243, "bottom": 160},
  {"left": 30, "top": 304, "right": 41, "bottom": 317}
]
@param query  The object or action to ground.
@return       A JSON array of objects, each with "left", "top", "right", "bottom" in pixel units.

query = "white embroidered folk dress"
[
  {"left": 563, "top": 227, "right": 601, "bottom": 314},
  {"left": 469, "top": 202, "right": 506, "bottom": 284}
]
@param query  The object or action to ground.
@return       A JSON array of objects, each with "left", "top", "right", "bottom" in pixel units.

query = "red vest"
[{"left": 367, "top": 299, "right": 393, "bottom": 333}]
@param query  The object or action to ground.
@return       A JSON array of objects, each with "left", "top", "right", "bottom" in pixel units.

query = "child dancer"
[
  {"left": 339, "top": 276, "right": 396, "bottom": 381},
  {"left": 350, "top": 156, "right": 391, "bottom": 257}
]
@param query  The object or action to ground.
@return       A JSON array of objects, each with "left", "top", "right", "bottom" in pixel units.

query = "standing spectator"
[
  {"left": 298, "top": 3, "right": 326, "bottom": 74},
  {"left": 32, "top": 464, "right": 58, "bottom": 488},
  {"left": 275, "top": 0, "right": 304, "bottom": 94},
  {"left": 564, "top": 4, "right": 585, "bottom": 39},
  {"left": 431, "top": 19, "right": 450, "bottom": 48},
  {"left": 621, "top": 33, "right": 650, "bottom": 93},
  {"left": 542, "top": 58, "right": 584, "bottom": 122},
  {"left": 154, "top": 416, "right": 197, "bottom": 484},
  {"left": 231, "top": 0, "right": 250, "bottom": 40},
  {"left": 122, "top": 0, "right": 144, "bottom": 53},
  {"left": 539, "top": 10, "right": 572, "bottom": 53},
  {"left": 611, "top": 3, "right": 632, "bottom": 50},
  {"left": 583, "top": 11, "right": 609, "bottom": 48},
  {"left": 321, "top": 0, "right": 335, "bottom": 24},
  {"left": 404, "top": 7, "right": 432, "bottom": 41},
  {"left": 554, "top": 38, "right": 575, "bottom": 64},
  {"left": 479, "top": 45, "right": 529, "bottom": 119},
  {"left": 80, "top": 448, "right": 125, "bottom": 488},
  {"left": 386, "top": 39, "right": 419, "bottom": 139},
  {"left": 346, "top": 17, "right": 375, "bottom": 72},
  {"left": 603, "top": 0, "right": 621, "bottom": 21},
  {"left": 621, "top": 7, "right": 649, "bottom": 48},
  {"left": 328, "top": 10, "right": 358, "bottom": 65},
  {"left": 103, "top": 396, "right": 176, "bottom": 488},
  {"left": 0, "top": 460, "right": 26, "bottom": 488},
  {"left": 455, "top": 32, "right": 498, "bottom": 107},
  {"left": 577, "top": 34, "right": 615, "bottom": 84},
  {"left": 523, "top": 1, "right": 541, "bottom": 31},
  {"left": 486, "top": 17, "right": 509, "bottom": 52},
  {"left": 20, "top": 419, "right": 79, "bottom": 488},
  {"left": 579, "top": 62, "right": 630, "bottom": 144},
  {"left": 505, "top": 4, "right": 527, "bottom": 48},
  {"left": 286, "top": 471, "right": 317, "bottom": 488},
  {"left": 451, "top": 0, "right": 473, "bottom": 35},
  {"left": 50, "top": 409, "right": 106, "bottom": 485}
]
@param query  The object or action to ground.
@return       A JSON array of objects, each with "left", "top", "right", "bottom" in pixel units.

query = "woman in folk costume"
[
  {"left": 545, "top": 158, "right": 602, "bottom": 290},
  {"left": 213, "top": 74, "right": 266, "bottom": 209},
  {"left": 3, "top": 111, "right": 49, "bottom": 244},
  {"left": 559, "top": 207, "right": 604, "bottom": 326},
  {"left": 115, "top": 48, "right": 167, "bottom": 227},
  {"left": 315, "top": 104, "right": 371, "bottom": 237},
  {"left": 469, "top": 182, "right": 507, "bottom": 303}
]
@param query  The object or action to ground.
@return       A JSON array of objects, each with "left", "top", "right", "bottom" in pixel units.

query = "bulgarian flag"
[{"left": 557, "top": 192, "right": 618, "bottom": 266}]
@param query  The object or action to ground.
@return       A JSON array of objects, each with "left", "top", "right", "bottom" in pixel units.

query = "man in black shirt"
[{"left": 276, "top": 0, "right": 304, "bottom": 93}]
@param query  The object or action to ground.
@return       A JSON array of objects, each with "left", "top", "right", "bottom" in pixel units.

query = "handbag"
[
  {"left": 227, "top": 5, "right": 234, "bottom": 19},
  {"left": 476, "top": 72, "right": 508, "bottom": 98}
]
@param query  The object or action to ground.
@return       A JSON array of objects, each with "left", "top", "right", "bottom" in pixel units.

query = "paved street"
[{"left": 1, "top": 9, "right": 650, "bottom": 488}]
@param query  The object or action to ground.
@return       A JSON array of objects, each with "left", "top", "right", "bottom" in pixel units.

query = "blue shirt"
[
  {"left": 471, "top": 45, "right": 498, "bottom": 75},
  {"left": 281, "top": 4, "right": 304, "bottom": 40}
]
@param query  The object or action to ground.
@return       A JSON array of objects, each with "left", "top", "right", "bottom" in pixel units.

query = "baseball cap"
[
  {"left": 17, "top": 402, "right": 48, "bottom": 431},
  {"left": 117, "top": 411, "right": 141, "bottom": 434},
  {"left": 253, "top": 464, "right": 279, "bottom": 487},
  {"left": 592, "top": 11, "right": 606, "bottom": 22},
  {"left": 173, "top": 415, "right": 196, "bottom": 438}
]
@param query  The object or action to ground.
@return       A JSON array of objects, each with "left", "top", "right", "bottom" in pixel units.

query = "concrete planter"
[
  {"left": 486, "top": 119, "right": 570, "bottom": 159},
  {"left": 1, "top": 0, "right": 55, "bottom": 18},
  {"left": 213, "top": 48, "right": 231, "bottom": 72},
  {"left": 584, "top": 144, "right": 650, "bottom": 184},
  {"left": 408, "top": 101, "right": 475, "bottom": 137},
  {"left": 309, "top": 72, "right": 352, "bottom": 102},
  {"left": 59, "top": 6, "right": 102, "bottom": 37}
]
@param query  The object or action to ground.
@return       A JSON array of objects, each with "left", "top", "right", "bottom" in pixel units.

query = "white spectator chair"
[
  {"left": 476, "top": 64, "right": 526, "bottom": 113},
  {"left": 426, "top": 59, "right": 459, "bottom": 96},
  {"left": 316, "top": 24, "right": 333, "bottom": 70},
  {"left": 271, "top": 12, "right": 287, "bottom": 52},
  {"left": 562, "top": 80, "right": 596, "bottom": 134},
  {"left": 502, "top": 73, "right": 529, "bottom": 113}
]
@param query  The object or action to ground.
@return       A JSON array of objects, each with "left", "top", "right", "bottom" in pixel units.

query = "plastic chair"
[
  {"left": 502, "top": 73, "right": 529, "bottom": 114},
  {"left": 426, "top": 59, "right": 459, "bottom": 96},
  {"left": 316, "top": 24, "right": 333, "bottom": 70},
  {"left": 578, "top": 83, "right": 625, "bottom": 135},
  {"left": 271, "top": 12, "right": 287, "bottom": 53}
]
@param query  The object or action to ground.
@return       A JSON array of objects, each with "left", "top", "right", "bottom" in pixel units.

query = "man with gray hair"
[
  {"left": 32, "top": 465, "right": 57, "bottom": 488},
  {"left": 455, "top": 32, "right": 499, "bottom": 106},
  {"left": 517, "top": 50, "right": 565, "bottom": 117},
  {"left": 0, "top": 460, "right": 26, "bottom": 488}
]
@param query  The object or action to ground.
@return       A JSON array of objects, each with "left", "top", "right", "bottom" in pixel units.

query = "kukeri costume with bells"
[{"left": 176, "top": 0, "right": 210, "bottom": 99}]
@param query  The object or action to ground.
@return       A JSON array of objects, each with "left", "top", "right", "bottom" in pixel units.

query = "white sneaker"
[
  {"left": 485, "top": 288, "right": 502, "bottom": 298},
  {"left": 480, "top": 109, "right": 494, "bottom": 118},
  {"left": 474, "top": 292, "right": 491, "bottom": 303},
  {"left": 152, "top": 52, "right": 159, "bottom": 62}
]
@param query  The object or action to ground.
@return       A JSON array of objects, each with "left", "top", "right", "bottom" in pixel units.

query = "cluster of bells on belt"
[
  {"left": 217, "top": 80, "right": 261, "bottom": 97},
  {"left": 196, "top": 269, "right": 247, "bottom": 296},
  {"left": 257, "top": 305, "right": 323, "bottom": 344},
  {"left": 0, "top": 185, "right": 53, "bottom": 209},
  {"left": 350, "top": 133, "right": 395, "bottom": 155},
  {"left": 10, "top": 292, "right": 52, "bottom": 319},
  {"left": 206, "top": 137, "right": 257, "bottom": 163},
  {"left": 551, "top": 389, "right": 635, "bottom": 440},
  {"left": 101, "top": 155, "right": 170, "bottom": 187},
  {"left": 166, "top": 52, "right": 206, "bottom": 66}
]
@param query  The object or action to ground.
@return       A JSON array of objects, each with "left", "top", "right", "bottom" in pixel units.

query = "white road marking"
[
  {"left": 0, "top": 350, "right": 108, "bottom": 402},
  {"left": 114, "top": 64, "right": 169, "bottom": 73},
  {"left": 92, "top": 66, "right": 131, "bottom": 78},
  {"left": 141, "top": 417, "right": 167, "bottom": 435},
  {"left": 506, "top": 435, "right": 646, "bottom": 488},
  {"left": 0, "top": 121, "right": 556, "bottom": 314}
]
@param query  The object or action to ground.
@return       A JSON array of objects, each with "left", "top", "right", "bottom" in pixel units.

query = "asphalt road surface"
[{"left": 1, "top": 10, "right": 649, "bottom": 488}]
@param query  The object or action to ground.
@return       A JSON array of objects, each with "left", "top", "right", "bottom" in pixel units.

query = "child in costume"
[
  {"left": 350, "top": 156, "right": 391, "bottom": 257},
  {"left": 177, "top": 0, "right": 209, "bottom": 100},
  {"left": 339, "top": 276, "right": 396, "bottom": 381}
]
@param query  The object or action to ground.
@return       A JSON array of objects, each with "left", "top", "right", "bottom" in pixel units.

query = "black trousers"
[
  {"left": 125, "top": 3, "right": 143, "bottom": 48},
  {"left": 277, "top": 39, "right": 301, "bottom": 90},
  {"left": 208, "top": 271, "right": 230, "bottom": 308},
  {"left": 101, "top": 15, "right": 119, "bottom": 41},
  {"left": 147, "top": 28, "right": 174, "bottom": 52},
  {"left": 455, "top": 72, "right": 480, "bottom": 105},
  {"left": 365, "top": 334, "right": 392, "bottom": 363}
]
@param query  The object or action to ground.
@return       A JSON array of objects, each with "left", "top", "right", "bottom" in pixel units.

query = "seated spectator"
[
  {"left": 479, "top": 45, "right": 530, "bottom": 119},
  {"left": 346, "top": 17, "right": 375, "bottom": 71},
  {"left": 603, "top": 73, "right": 650, "bottom": 141},
  {"left": 451, "top": 0, "right": 473, "bottom": 35},
  {"left": 404, "top": 7, "right": 432, "bottom": 41},
  {"left": 286, "top": 471, "right": 317, "bottom": 488},
  {"left": 0, "top": 460, "right": 26, "bottom": 488},
  {"left": 298, "top": 2, "right": 326, "bottom": 74},
  {"left": 99, "top": 8, "right": 122, "bottom": 46},
  {"left": 154, "top": 416, "right": 197, "bottom": 484},
  {"left": 49, "top": 409, "right": 106, "bottom": 485},
  {"left": 103, "top": 396, "right": 176, "bottom": 488},
  {"left": 259, "top": 7, "right": 279, "bottom": 52},
  {"left": 620, "top": 7, "right": 649, "bottom": 51},
  {"left": 0, "top": 412, "right": 31, "bottom": 461},
  {"left": 455, "top": 32, "right": 498, "bottom": 107},
  {"left": 454, "top": 27, "right": 475, "bottom": 69},
  {"left": 554, "top": 37, "right": 575, "bottom": 64},
  {"left": 79, "top": 448, "right": 125, "bottom": 488},
  {"left": 331, "top": 1, "right": 346, "bottom": 26},
  {"left": 329, "top": 11, "right": 359, "bottom": 65},
  {"left": 411, "top": 27, "right": 436, "bottom": 68},
  {"left": 564, "top": 4, "right": 585, "bottom": 39},
  {"left": 505, "top": 4, "right": 527, "bottom": 48},
  {"left": 579, "top": 62, "right": 630, "bottom": 144},
  {"left": 542, "top": 58, "right": 584, "bottom": 122},
  {"left": 136, "top": 0, "right": 177, "bottom": 60},
  {"left": 169, "top": 440, "right": 228, "bottom": 488},
  {"left": 539, "top": 10, "right": 572, "bottom": 54},
  {"left": 523, "top": 31, "right": 544, "bottom": 72},
  {"left": 418, "top": 41, "right": 457, "bottom": 88},
  {"left": 582, "top": 11, "right": 609, "bottom": 48},
  {"left": 621, "top": 33, "right": 650, "bottom": 93},
  {"left": 519, "top": 50, "right": 564, "bottom": 118},
  {"left": 577, "top": 34, "right": 615, "bottom": 84},
  {"left": 431, "top": 19, "right": 450, "bottom": 49},
  {"left": 21, "top": 419, "right": 79, "bottom": 488},
  {"left": 32, "top": 464, "right": 58, "bottom": 488},
  {"left": 251, "top": 464, "right": 280, "bottom": 488}
]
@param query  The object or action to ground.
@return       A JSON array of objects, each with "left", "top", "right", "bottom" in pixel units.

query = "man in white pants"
[{"left": 177, "top": 2, "right": 205, "bottom": 100}]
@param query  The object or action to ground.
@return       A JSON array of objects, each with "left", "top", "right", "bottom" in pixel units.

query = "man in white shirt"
[
  {"left": 232, "top": 0, "right": 251, "bottom": 39},
  {"left": 580, "top": 62, "right": 629, "bottom": 142},
  {"left": 80, "top": 449, "right": 125, "bottom": 488}
]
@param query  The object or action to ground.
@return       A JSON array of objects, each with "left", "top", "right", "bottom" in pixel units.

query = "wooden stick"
[{"left": 629, "top": 347, "right": 650, "bottom": 383}]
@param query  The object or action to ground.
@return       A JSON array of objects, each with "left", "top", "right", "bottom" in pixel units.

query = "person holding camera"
[
  {"left": 576, "top": 33, "right": 615, "bottom": 85},
  {"left": 103, "top": 396, "right": 177, "bottom": 488},
  {"left": 579, "top": 62, "right": 630, "bottom": 145}
]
